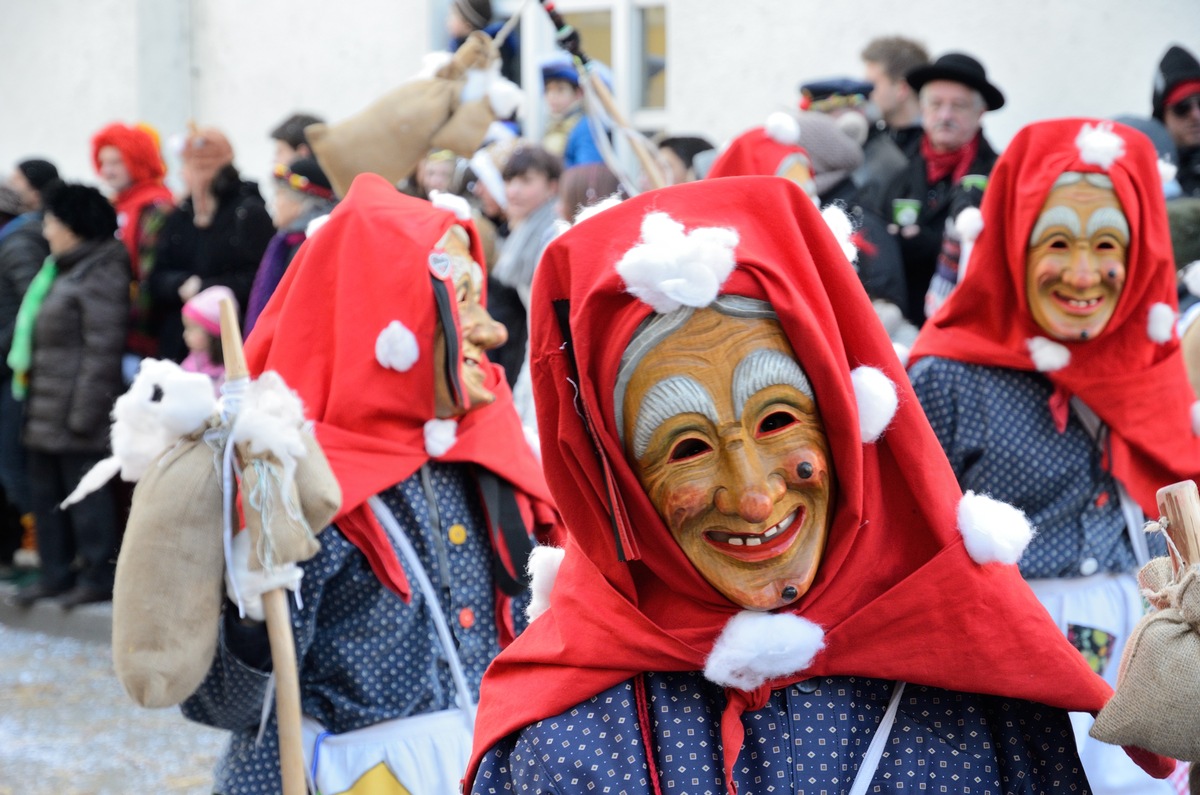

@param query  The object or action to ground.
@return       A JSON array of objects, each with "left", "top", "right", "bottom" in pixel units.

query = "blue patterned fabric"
[
  {"left": 473, "top": 672, "right": 1090, "bottom": 794},
  {"left": 182, "top": 462, "right": 523, "bottom": 795},
  {"left": 908, "top": 357, "right": 1165, "bottom": 579}
]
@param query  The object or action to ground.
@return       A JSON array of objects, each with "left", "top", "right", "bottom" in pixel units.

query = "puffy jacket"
[
  {"left": 0, "top": 213, "right": 49, "bottom": 366},
  {"left": 23, "top": 238, "right": 129, "bottom": 453}
]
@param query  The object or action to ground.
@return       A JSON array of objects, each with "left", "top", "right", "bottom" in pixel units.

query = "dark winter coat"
[
  {"left": 1179, "top": 145, "right": 1200, "bottom": 198},
  {"left": 151, "top": 177, "right": 273, "bottom": 361},
  {"left": 0, "top": 213, "right": 49, "bottom": 367},
  {"left": 23, "top": 238, "right": 129, "bottom": 454}
]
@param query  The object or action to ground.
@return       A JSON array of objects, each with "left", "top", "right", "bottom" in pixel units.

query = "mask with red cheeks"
[{"left": 619, "top": 304, "right": 835, "bottom": 611}]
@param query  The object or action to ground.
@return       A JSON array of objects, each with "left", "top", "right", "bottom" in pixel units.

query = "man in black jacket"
[
  {"left": 874, "top": 53, "right": 1002, "bottom": 325},
  {"left": 1154, "top": 44, "right": 1200, "bottom": 198}
]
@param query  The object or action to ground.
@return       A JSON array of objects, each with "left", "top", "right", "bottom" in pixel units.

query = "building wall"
[{"left": 2, "top": 0, "right": 1198, "bottom": 193}]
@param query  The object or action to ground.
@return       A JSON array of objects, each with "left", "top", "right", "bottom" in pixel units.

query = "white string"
[
  {"left": 220, "top": 375, "right": 249, "bottom": 617},
  {"left": 848, "top": 680, "right": 906, "bottom": 795}
]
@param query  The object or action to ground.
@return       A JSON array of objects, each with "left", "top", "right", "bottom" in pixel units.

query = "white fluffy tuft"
[
  {"left": 957, "top": 491, "right": 1036, "bottom": 565},
  {"left": 306, "top": 214, "right": 331, "bottom": 237},
  {"left": 487, "top": 75, "right": 524, "bottom": 119},
  {"left": 429, "top": 190, "right": 472, "bottom": 221},
  {"left": 524, "top": 545, "right": 565, "bottom": 622},
  {"left": 851, "top": 366, "right": 898, "bottom": 443},
  {"left": 230, "top": 371, "right": 310, "bottom": 486},
  {"left": 424, "top": 418, "right": 458, "bottom": 457},
  {"left": 1026, "top": 336, "right": 1071, "bottom": 372},
  {"left": 1075, "top": 121, "right": 1125, "bottom": 171},
  {"left": 704, "top": 611, "right": 825, "bottom": 690},
  {"left": 1147, "top": 302, "right": 1176, "bottom": 344},
  {"left": 376, "top": 321, "right": 420, "bottom": 372},
  {"left": 1159, "top": 158, "right": 1179, "bottom": 187},
  {"left": 892, "top": 342, "right": 911, "bottom": 367},
  {"left": 417, "top": 50, "right": 454, "bottom": 79},
  {"left": 764, "top": 112, "right": 801, "bottom": 146},
  {"left": 821, "top": 204, "right": 858, "bottom": 264},
  {"left": 953, "top": 206, "right": 984, "bottom": 243},
  {"left": 616, "top": 212, "right": 739, "bottom": 314},
  {"left": 572, "top": 194, "right": 624, "bottom": 225},
  {"left": 1192, "top": 401, "right": 1200, "bottom": 437},
  {"left": 1182, "top": 261, "right": 1200, "bottom": 297}
]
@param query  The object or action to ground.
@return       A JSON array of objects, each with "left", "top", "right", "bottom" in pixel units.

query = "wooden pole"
[
  {"left": 1155, "top": 480, "right": 1200, "bottom": 577},
  {"left": 586, "top": 71, "right": 667, "bottom": 191},
  {"left": 219, "top": 299, "right": 307, "bottom": 795}
]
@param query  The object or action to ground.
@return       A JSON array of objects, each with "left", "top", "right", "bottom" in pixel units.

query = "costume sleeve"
[
  {"left": 148, "top": 210, "right": 194, "bottom": 302},
  {"left": 564, "top": 117, "right": 605, "bottom": 170},
  {"left": 200, "top": 198, "right": 274, "bottom": 312},
  {"left": 67, "top": 254, "right": 130, "bottom": 435},
  {"left": 471, "top": 734, "right": 568, "bottom": 795},
  {"left": 907, "top": 357, "right": 971, "bottom": 478},
  {"left": 0, "top": 234, "right": 47, "bottom": 354}
]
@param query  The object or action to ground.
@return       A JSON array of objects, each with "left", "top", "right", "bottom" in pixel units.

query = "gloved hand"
[{"left": 225, "top": 529, "right": 303, "bottom": 622}]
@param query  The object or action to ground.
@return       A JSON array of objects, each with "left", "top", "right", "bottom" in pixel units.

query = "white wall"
[
  {"left": 669, "top": 0, "right": 1200, "bottom": 152},
  {"left": 2, "top": 0, "right": 1199, "bottom": 196}
]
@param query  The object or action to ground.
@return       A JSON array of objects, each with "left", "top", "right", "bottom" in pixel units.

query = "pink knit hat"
[{"left": 182, "top": 285, "right": 237, "bottom": 336}]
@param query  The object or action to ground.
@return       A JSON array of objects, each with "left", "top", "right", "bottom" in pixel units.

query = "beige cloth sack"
[
  {"left": 113, "top": 426, "right": 225, "bottom": 708},
  {"left": 308, "top": 31, "right": 498, "bottom": 198},
  {"left": 1090, "top": 556, "right": 1200, "bottom": 761},
  {"left": 242, "top": 431, "right": 341, "bottom": 570}
]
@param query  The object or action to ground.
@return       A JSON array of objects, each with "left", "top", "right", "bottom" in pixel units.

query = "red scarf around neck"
[{"left": 921, "top": 131, "right": 980, "bottom": 185}]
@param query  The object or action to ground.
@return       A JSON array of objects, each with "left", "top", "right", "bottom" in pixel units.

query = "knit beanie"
[
  {"left": 453, "top": 0, "right": 492, "bottom": 30},
  {"left": 17, "top": 159, "right": 59, "bottom": 193},
  {"left": 91, "top": 122, "right": 167, "bottom": 185},
  {"left": 181, "top": 126, "right": 235, "bottom": 185},
  {"left": 182, "top": 285, "right": 237, "bottom": 337},
  {"left": 794, "top": 111, "right": 865, "bottom": 197},
  {"left": 0, "top": 185, "right": 23, "bottom": 218},
  {"left": 1153, "top": 45, "right": 1200, "bottom": 121}
]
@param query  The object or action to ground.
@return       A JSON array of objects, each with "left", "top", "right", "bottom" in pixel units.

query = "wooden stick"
[
  {"left": 219, "top": 298, "right": 307, "bottom": 795},
  {"left": 585, "top": 72, "right": 667, "bottom": 190},
  {"left": 1155, "top": 480, "right": 1200, "bottom": 577}
]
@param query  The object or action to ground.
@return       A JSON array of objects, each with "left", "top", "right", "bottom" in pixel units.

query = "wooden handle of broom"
[
  {"left": 586, "top": 72, "right": 667, "bottom": 190},
  {"left": 219, "top": 299, "right": 307, "bottom": 795},
  {"left": 1155, "top": 480, "right": 1200, "bottom": 576}
]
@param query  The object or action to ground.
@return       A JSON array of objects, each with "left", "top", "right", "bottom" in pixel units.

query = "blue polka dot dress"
[
  {"left": 472, "top": 672, "right": 1090, "bottom": 794},
  {"left": 182, "top": 462, "right": 526, "bottom": 795}
]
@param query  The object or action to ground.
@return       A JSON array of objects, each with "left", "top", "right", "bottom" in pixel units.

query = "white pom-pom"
[
  {"left": 572, "top": 194, "right": 623, "bottom": 225},
  {"left": 487, "top": 76, "right": 524, "bottom": 119},
  {"left": 820, "top": 204, "right": 857, "bottom": 264},
  {"left": 1159, "top": 158, "right": 1179, "bottom": 187},
  {"left": 1075, "top": 122, "right": 1125, "bottom": 171},
  {"left": 429, "top": 190, "right": 472, "bottom": 221},
  {"left": 306, "top": 214, "right": 331, "bottom": 237},
  {"left": 892, "top": 342, "right": 911, "bottom": 367},
  {"left": 764, "top": 112, "right": 801, "bottom": 146},
  {"left": 1026, "top": 336, "right": 1070, "bottom": 372},
  {"left": 424, "top": 419, "right": 458, "bottom": 457},
  {"left": 524, "top": 546, "right": 565, "bottom": 622},
  {"left": 1192, "top": 401, "right": 1200, "bottom": 436},
  {"left": 1148, "top": 302, "right": 1176, "bottom": 344},
  {"left": 953, "top": 207, "right": 984, "bottom": 243},
  {"left": 418, "top": 50, "right": 454, "bottom": 79},
  {"left": 957, "top": 491, "right": 1036, "bottom": 565},
  {"left": 1182, "top": 261, "right": 1200, "bottom": 297},
  {"left": 617, "top": 211, "right": 739, "bottom": 314},
  {"left": 230, "top": 371, "right": 310, "bottom": 485},
  {"left": 376, "top": 321, "right": 420, "bottom": 372},
  {"left": 850, "top": 366, "right": 898, "bottom": 443},
  {"left": 704, "top": 611, "right": 825, "bottom": 690}
]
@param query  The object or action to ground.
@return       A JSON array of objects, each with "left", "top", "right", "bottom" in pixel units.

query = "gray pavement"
[{"left": 0, "top": 580, "right": 228, "bottom": 794}]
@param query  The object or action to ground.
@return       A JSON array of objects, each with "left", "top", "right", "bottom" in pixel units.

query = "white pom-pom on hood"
[
  {"left": 306, "top": 213, "right": 331, "bottom": 237},
  {"left": 1026, "top": 336, "right": 1071, "bottom": 372},
  {"left": 430, "top": 190, "right": 472, "bottom": 221},
  {"left": 1159, "top": 158, "right": 1179, "bottom": 187},
  {"left": 764, "top": 111, "right": 801, "bottom": 146},
  {"left": 487, "top": 75, "right": 524, "bottom": 119},
  {"left": 1148, "top": 302, "right": 1176, "bottom": 344},
  {"left": 1182, "top": 261, "right": 1200, "bottom": 297},
  {"left": 1192, "top": 401, "right": 1200, "bottom": 437},
  {"left": 1075, "top": 121, "right": 1125, "bottom": 171},
  {"left": 424, "top": 418, "right": 458, "bottom": 457},
  {"left": 952, "top": 206, "right": 984, "bottom": 282},
  {"left": 571, "top": 194, "right": 624, "bottom": 225},
  {"left": 230, "top": 370, "right": 310, "bottom": 486},
  {"left": 616, "top": 211, "right": 739, "bottom": 314},
  {"left": 851, "top": 366, "right": 898, "bottom": 443},
  {"left": 820, "top": 204, "right": 857, "bottom": 265},
  {"left": 704, "top": 611, "right": 825, "bottom": 690},
  {"left": 376, "top": 321, "right": 420, "bottom": 372},
  {"left": 524, "top": 545, "right": 565, "bottom": 622},
  {"left": 957, "top": 491, "right": 1036, "bottom": 565}
]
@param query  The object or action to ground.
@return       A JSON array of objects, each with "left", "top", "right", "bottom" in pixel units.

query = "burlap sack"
[
  {"left": 1090, "top": 557, "right": 1200, "bottom": 760},
  {"left": 241, "top": 431, "right": 340, "bottom": 570},
  {"left": 429, "top": 98, "right": 495, "bottom": 157},
  {"left": 113, "top": 427, "right": 225, "bottom": 708}
]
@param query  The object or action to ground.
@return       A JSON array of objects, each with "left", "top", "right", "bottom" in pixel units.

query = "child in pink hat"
[{"left": 180, "top": 285, "right": 235, "bottom": 392}]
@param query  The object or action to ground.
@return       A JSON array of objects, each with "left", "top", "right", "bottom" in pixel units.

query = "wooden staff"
[
  {"left": 1155, "top": 480, "right": 1200, "bottom": 576},
  {"left": 219, "top": 298, "right": 307, "bottom": 795}
]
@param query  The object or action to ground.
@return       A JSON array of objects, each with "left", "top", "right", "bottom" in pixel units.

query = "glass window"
[
  {"left": 637, "top": 5, "right": 665, "bottom": 110},
  {"left": 561, "top": 10, "right": 613, "bottom": 69}
]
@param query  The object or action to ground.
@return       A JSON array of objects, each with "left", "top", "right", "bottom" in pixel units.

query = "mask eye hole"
[
  {"left": 669, "top": 438, "right": 711, "bottom": 462},
  {"left": 757, "top": 411, "right": 797, "bottom": 437}
]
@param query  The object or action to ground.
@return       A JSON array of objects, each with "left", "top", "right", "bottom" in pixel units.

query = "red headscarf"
[
  {"left": 707, "top": 123, "right": 814, "bottom": 185},
  {"left": 909, "top": 118, "right": 1200, "bottom": 516},
  {"left": 464, "top": 174, "right": 1172, "bottom": 789},
  {"left": 91, "top": 122, "right": 173, "bottom": 271},
  {"left": 244, "top": 174, "right": 558, "bottom": 615}
]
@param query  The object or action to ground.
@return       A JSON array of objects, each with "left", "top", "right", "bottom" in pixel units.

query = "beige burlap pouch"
[
  {"left": 1089, "top": 557, "right": 1200, "bottom": 760},
  {"left": 113, "top": 425, "right": 225, "bottom": 708},
  {"left": 242, "top": 431, "right": 340, "bottom": 570},
  {"left": 429, "top": 98, "right": 494, "bottom": 158}
]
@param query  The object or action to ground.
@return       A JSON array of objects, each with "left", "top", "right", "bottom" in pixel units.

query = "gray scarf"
[{"left": 492, "top": 198, "right": 559, "bottom": 292}]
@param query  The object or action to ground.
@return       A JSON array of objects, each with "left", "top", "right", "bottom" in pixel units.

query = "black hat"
[
  {"left": 44, "top": 182, "right": 118, "bottom": 241},
  {"left": 270, "top": 112, "right": 324, "bottom": 148},
  {"left": 906, "top": 52, "right": 1004, "bottom": 111},
  {"left": 1153, "top": 45, "right": 1200, "bottom": 122},
  {"left": 453, "top": 0, "right": 492, "bottom": 30},
  {"left": 799, "top": 77, "right": 875, "bottom": 113},
  {"left": 17, "top": 158, "right": 59, "bottom": 192},
  {"left": 274, "top": 157, "right": 335, "bottom": 201}
]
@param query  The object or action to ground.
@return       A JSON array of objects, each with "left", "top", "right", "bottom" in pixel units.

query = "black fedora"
[{"left": 906, "top": 52, "right": 1005, "bottom": 111}]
